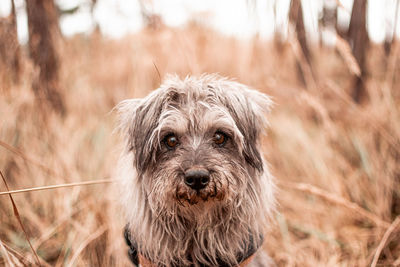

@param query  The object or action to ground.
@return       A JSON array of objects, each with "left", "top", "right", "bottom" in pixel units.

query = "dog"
[{"left": 116, "top": 74, "right": 275, "bottom": 267}]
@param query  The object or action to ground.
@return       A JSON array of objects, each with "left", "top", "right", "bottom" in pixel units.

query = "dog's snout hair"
[{"left": 116, "top": 74, "right": 275, "bottom": 267}]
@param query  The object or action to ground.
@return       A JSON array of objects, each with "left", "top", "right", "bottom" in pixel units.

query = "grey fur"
[{"left": 116, "top": 74, "right": 275, "bottom": 267}]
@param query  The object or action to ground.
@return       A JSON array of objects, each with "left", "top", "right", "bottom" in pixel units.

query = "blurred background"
[{"left": 1, "top": 0, "right": 400, "bottom": 266}]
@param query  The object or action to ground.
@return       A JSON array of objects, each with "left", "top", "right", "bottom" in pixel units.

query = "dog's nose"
[{"left": 184, "top": 169, "right": 210, "bottom": 190}]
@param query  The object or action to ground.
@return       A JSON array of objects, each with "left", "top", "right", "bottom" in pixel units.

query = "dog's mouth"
[{"left": 175, "top": 183, "right": 225, "bottom": 205}]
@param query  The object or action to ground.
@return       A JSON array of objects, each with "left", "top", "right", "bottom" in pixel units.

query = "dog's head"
[{"left": 117, "top": 74, "right": 272, "bottom": 218}]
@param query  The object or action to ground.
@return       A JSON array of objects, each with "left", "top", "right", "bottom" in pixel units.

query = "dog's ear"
[
  {"left": 116, "top": 90, "right": 167, "bottom": 173},
  {"left": 115, "top": 98, "right": 142, "bottom": 140},
  {"left": 219, "top": 83, "right": 272, "bottom": 172},
  {"left": 241, "top": 89, "right": 272, "bottom": 172},
  {"left": 244, "top": 88, "right": 273, "bottom": 131}
]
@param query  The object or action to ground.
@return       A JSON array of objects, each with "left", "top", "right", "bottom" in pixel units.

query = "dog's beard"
[
  {"left": 145, "top": 159, "right": 249, "bottom": 221},
  {"left": 174, "top": 175, "right": 225, "bottom": 205}
]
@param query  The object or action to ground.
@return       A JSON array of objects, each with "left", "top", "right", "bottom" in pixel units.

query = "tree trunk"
[
  {"left": 348, "top": 0, "right": 368, "bottom": 103},
  {"left": 290, "top": 0, "right": 310, "bottom": 64},
  {"left": 0, "top": 0, "right": 21, "bottom": 87},
  {"left": 26, "top": 0, "right": 66, "bottom": 115},
  {"left": 289, "top": 0, "right": 313, "bottom": 86}
]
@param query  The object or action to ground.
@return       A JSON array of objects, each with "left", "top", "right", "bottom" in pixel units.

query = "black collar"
[{"left": 124, "top": 226, "right": 263, "bottom": 267}]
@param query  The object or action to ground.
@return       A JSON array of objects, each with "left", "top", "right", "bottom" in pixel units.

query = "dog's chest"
[{"left": 124, "top": 226, "right": 264, "bottom": 267}]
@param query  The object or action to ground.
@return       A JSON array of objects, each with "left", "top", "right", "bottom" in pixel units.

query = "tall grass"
[{"left": 1, "top": 24, "right": 399, "bottom": 266}]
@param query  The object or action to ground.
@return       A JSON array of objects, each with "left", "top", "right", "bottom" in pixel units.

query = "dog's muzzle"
[{"left": 175, "top": 167, "right": 222, "bottom": 205}]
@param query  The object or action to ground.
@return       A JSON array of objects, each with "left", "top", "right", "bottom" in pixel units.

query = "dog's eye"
[
  {"left": 164, "top": 134, "right": 178, "bottom": 149},
  {"left": 214, "top": 131, "right": 227, "bottom": 146}
]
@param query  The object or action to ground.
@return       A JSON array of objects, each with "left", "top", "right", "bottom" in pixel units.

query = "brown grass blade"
[
  {"left": 288, "top": 30, "right": 318, "bottom": 92},
  {"left": 66, "top": 225, "right": 107, "bottom": 267},
  {"left": 0, "top": 140, "right": 58, "bottom": 177},
  {"left": 371, "top": 217, "right": 400, "bottom": 267},
  {"left": 278, "top": 180, "right": 391, "bottom": 229},
  {"left": 1, "top": 240, "right": 32, "bottom": 267},
  {"left": 0, "top": 179, "right": 116, "bottom": 196},
  {"left": 394, "top": 256, "right": 400, "bottom": 266},
  {"left": 152, "top": 60, "right": 162, "bottom": 84},
  {"left": 0, "top": 239, "right": 19, "bottom": 267},
  {"left": 0, "top": 171, "right": 42, "bottom": 266},
  {"left": 335, "top": 34, "right": 361, "bottom": 77}
]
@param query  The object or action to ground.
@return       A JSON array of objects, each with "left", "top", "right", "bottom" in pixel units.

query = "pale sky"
[{"left": 0, "top": 0, "right": 399, "bottom": 44}]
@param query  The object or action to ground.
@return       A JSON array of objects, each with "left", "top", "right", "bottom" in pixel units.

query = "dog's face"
[{"left": 118, "top": 74, "right": 272, "bottom": 218}]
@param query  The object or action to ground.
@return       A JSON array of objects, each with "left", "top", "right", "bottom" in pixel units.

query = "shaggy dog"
[{"left": 116, "top": 74, "right": 275, "bottom": 267}]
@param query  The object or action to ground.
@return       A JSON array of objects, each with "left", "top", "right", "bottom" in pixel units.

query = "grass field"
[{"left": 1, "top": 24, "right": 400, "bottom": 266}]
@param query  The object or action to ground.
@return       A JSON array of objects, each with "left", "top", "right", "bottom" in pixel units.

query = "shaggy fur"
[{"left": 116, "top": 74, "right": 275, "bottom": 267}]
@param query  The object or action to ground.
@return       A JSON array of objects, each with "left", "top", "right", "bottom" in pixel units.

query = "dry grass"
[{"left": 1, "top": 24, "right": 400, "bottom": 266}]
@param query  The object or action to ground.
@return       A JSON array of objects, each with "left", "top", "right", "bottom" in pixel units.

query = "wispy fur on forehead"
[{"left": 116, "top": 74, "right": 275, "bottom": 267}]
